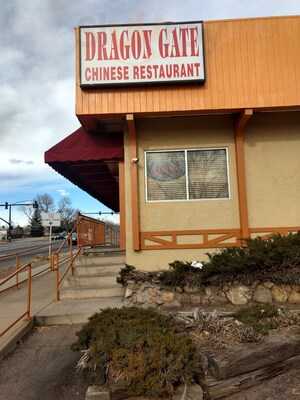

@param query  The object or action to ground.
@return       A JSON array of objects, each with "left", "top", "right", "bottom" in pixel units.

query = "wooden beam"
[
  {"left": 235, "top": 109, "right": 253, "bottom": 242},
  {"left": 118, "top": 161, "right": 126, "bottom": 251},
  {"left": 126, "top": 114, "right": 140, "bottom": 251}
]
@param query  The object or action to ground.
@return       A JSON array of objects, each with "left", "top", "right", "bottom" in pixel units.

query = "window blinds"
[
  {"left": 187, "top": 149, "right": 229, "bottom": 199},
  {"left": 146, "top": 151, "right": 186, "bottom": 201},
  {"left": 146, "top": 148, "right": 229, "bottom": 201}
]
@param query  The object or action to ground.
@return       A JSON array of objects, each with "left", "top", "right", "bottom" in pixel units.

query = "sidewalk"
[
  {"left": 0, "top": 261, "right": 51, "bottom": 291},
  {"left": 0, "top": 265, "right": 57, "bottom": 353}
]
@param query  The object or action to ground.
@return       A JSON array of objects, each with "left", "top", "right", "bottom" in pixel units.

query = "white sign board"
[
  {"left": 41, "top": 212, "right": 61, "bottom": 227},
  {"left": 80, "top": 21, "right": 205, "bottom": 87}
]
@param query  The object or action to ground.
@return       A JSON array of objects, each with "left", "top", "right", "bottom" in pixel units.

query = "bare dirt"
[
  {"left": 0, "top": 325, "right": 88, "bottom": 400},
  {"left": 0, "top": 323, "right": 300, "bottom": 400},
  {"left": 226, "top": 369, "right": 300, "bottom": 400}
]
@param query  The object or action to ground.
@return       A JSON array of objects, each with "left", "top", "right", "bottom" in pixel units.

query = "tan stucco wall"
[
  {"left": 124, "top": 112, "right": 300, "bottom": 271},
  {"left": 246, "top": 112, "right": 300, "bottom": 228},
  {"left": 125, "top": 115, "right": 240, "bottom": 270}
]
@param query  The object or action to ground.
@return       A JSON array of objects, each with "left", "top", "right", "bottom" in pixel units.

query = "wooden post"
[
  {"left": 16, "top": 255, "right": 20, "bottom": 288},
  {"left": 235, "top": 109, "right": 253, "bottom": 243},
  {"left": 27, "top": 264, "right": 32, "bottom": 320},
  {"left": 118, "top": 160, "right": 126, "bottom": 251},
  {"left": 56, "top": 254, "right": 60, "bottom": 301},
  {"left": 126, "top": 114, "right": 140, "bottom": 251}
]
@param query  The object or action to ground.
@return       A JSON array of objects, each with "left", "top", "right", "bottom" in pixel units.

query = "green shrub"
[
  {"left": 72, "top": 307, "right": 203, "bottom": 397},
  {"left": 116, "top": 264, "right": 136, "bottom": 285},
  {"left": 159, "top": 260, "right": 202, "bottom": 288},
  {"left": 234, "top": 304, "right": 280, "bottom": 335},
  {"left": 202, "top": 233, "right": 300, "bottom": 284},
  {"left": 159, "top": 234, "right": 300, "bottom": 288},
  {"left": 117, "top": 234, "right": 300, "bottom": 289}
]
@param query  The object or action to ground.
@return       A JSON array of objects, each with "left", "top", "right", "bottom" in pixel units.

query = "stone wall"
[{"left": 124, "top": 281, "right": 300, "bottom": 308}]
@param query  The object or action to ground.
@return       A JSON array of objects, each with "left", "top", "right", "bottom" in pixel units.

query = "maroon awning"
[{"left": 45, "top": 127, "right": 123, "bottom": 211}]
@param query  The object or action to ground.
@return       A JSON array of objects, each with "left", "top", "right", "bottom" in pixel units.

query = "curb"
[{"left": 0, "top": 319, "right": 34, "bottom": 361}]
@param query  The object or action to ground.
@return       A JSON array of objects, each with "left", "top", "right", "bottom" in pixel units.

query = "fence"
[
  {"left": 0, "top": 263, "right": 32, "bottom": 337},
  {"left": 77, "top": 213, "right": 120, "bottom": 248},
  {"left": 77, "top": 213, "right": 105, "bottom": 247},
  {"left": 0, "top": 214, "right": 121, "bottom": 337}
]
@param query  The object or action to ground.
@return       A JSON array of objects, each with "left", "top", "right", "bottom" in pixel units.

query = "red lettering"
[
  {"left": 158, "top": 29, "right": 169, "bottom": 58},
  {"left": 103, "top": 67, "right": 110, "bottom": 80},
  {"left": 119, "top": 30, "right": 130, "bottom": 60},
  {"left": 85, "top": 67, "right": 91, "bottom": 81},
  {"left": 180, "top": 64, "right": 187, "bottom": 77},
  {"left": 180, "top": 28, "right": 189, "bottom": 57},
  {"left": 85, "top": 32, "right": 95, "bottom": 60},
  {"left": 173, "top": 64, "right": 179, "bottom": 77},
  {"left": 146, "top": 65, "right": 152, "bottom": 79},
  {"left": 109, "top": 31, "right": 120, "bottom": 60},
  {"left": 165, "top": 64, "right": 172, "bottom": 78},
  {"left": 140, "top": 65, "right": 146, "bottom": 79},
  {"left": 124, "top": 66, "right": 129, "bottom": 80},
  {"left": 152, "top": 64, "right": 159, "bottom": 78},
  {"left": 142, "top": 30, "right": 152, "bottom": 58},
  {"left": 110, "top": 66, "right": 116, "bottom": 80},
  {"left": 133, "top": 65, "right": 139, "bottom": 79},
  {"left": 159, "top": 65, "right": 165, "bottom": 78},
  {"left": 170, "top": 28, "right": 180, "bottom": 58},
  {"left": 92, "top": 68, "right": 99, "bottom": 80},
  {"left": 117, "top": 66, "right": 122, "bottom": 80},
  {"left": 187, "top": 63, "right": 194, "bottom": 77},
  {"left": 194, "top": 62, "right": 201, "bottom": 76},
  {"left": 190, "top": 27, "right": 199, "bottom": 56},
  {"left": 97, "top": 32, "right": 108, "bottom": 60},
  {"left": 131, "top": 31, "right": 142, "bottom": 59}
]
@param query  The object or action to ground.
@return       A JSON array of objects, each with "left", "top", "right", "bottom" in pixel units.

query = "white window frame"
[{"left": 144, "top": 147, "right": 231, "bottom": 203}]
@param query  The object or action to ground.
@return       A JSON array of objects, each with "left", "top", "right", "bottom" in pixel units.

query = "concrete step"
[
  {"left": 75, "top": 264, "right": 123, "bottom": 276},
  {"left": 75, "top": 255, "right": 125, "bottom": 267},
  {"left": 83, "top": 247, "right": 125, "bottom": 257},
  {"left": 60, "top": 286, "right": 124, "bottom": 300},
  {"left": 35, "top": 298, "right": 124, "bottom": 326},
  {"left": 63, "top": 274, "right": 118, "bottom": 288}
]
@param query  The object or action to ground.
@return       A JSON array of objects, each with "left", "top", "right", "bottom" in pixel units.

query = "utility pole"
[{"left": 0, "top": 201, "right": 38, "bottom": 241}]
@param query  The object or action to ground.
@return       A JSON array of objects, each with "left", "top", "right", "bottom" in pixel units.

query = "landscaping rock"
[
  {"left": 226, "top": 286, "right": 251, "bottom": 305},
  {"left": 173, "top": 384, "right": 204, "bottom": 400},
  {"left": 123, "top": 279, "right": 300, "bottom": 308},
  {"left": 288, "top": 290, "right": 300, "bottom": 304},
  {"left": 163, "top": 300, "right": 181, "bottom": 308},
  {"left": 161, "top": 291, "right": 175, "bottom": 303},
  {"left": 184, "top": 285, "right": 200, "bottom": 294},
  {"left": 253, "top": 285, "right": 272, "bottom": 304},
  {"left": 271, "top": 286, "right": 288, "bottom": 303},
  {"left": 264, "top": 281, "right": 274, "bottom": 289},
  {"left": 124, "top": 287, "right": 133, "bottom": 298},
  {"left": 136, "top": 291, "right": 147, "bottom": 304},
  {"left": 86, "top": 385, "right": 110, "bottom": 400},
  {"left": 190, "top": 294, "right": 202, "bottom": 305}
]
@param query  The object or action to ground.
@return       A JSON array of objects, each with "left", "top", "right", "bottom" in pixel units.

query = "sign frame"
[
  {"left": 79, "top": 20, "right": 206, "bottom": 88},
  {"left": 41, "top": 212, "right": 61, "bottom": 228}
]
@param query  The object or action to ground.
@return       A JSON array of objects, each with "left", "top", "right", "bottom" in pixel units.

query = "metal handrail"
[
  {"left": 0, "top": 241, "right": 54, "bottom": 290},
  {"left": 51, "top": 221, "right": 81, "bottom": 301},
  {"left": 0, "top": 263, "right": 32, "bottom": 337},
  {"left": 53, "top": 248, "right": 81, "bottom": 301}
]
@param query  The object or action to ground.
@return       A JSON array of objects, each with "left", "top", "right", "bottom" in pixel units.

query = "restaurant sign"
[{"left": 80, "top": 22, "right": 205, "bottom": 87}]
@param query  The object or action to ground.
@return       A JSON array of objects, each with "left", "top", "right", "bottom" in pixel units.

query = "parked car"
[
  {"left": 71, "top": 232, "right": 77, "bottom": 245},
  {"left": 52, "top": 232, "right": 66, "bottom": 241}
]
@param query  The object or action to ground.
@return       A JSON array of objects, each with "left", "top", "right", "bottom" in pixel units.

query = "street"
[{"left": 0, "top": 237, "right": 68, "bottom": 275}]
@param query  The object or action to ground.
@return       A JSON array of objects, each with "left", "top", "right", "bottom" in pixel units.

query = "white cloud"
[{"left": 57, "top": 189, "right": 69, "bottom": 197}]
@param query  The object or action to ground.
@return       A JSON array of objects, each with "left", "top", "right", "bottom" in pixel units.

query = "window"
[{"left": 145, "top": 148, "right": 229, "bottom": 201}]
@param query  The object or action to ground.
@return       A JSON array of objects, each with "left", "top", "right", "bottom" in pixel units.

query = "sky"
[{"left": 1, "top": 0, "right": 300, "bottom": 227}]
